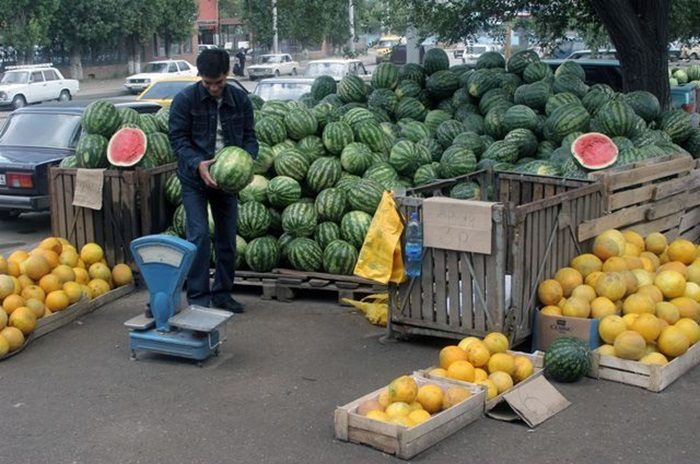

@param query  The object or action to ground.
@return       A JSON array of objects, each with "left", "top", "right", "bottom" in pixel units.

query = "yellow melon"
[
  {"left": 570, "top": 254, "right": 603, "bottom": 278},
  {"left": 385, "top": 402, "right": 411, "bottom": 418},
  {"left": 0, "top": 331, "right": 8, "bottom": 356},
  {"left": 595, "top": 272, "right": 627, "bottom": 301},
  {"left": 365, "top": 410, "right": 390, "bottom": 423},
  {"left": 388, "top": 375, "right": 418, "bottom": 404},
  {"left": 631, "top": 313, "right": 662, "bottom": 342},
  {"left": 8, "top": 306, "right": 36, "bottom": 335},
  {"left": 58, "top": 248, "right": 79, "bottom": 268},
  {"left": 684, "top": 282, "right": 700, "bottom": 302},
  {"left": 667, "top": 239, "right": 696, "bottom": 265},
  {"left": 38, "top": 274, "right": 62, "bottom": 294},
  {"left": 482, "top": 332, "right": 509, "bottom": 354},
  {"left": 591, "top": 296, "right": 617, "bottom": 319},
  {"left": 554, "top": 267, "right": 583, "bottom": 297},
  {"left": 33, "top": 249, "right": 59, "bottom": 269},
  {"left": 20, "top": 285, "right": 45, "bottom": 302},
  {"left": 654, "top": 270, "right": 687, "bottom": 299},
  {"left": 488, "top": 371, "right": 514, "bottom": 394},
  {"left": 2, "top": 294, "right": 25, "bottom": 315},
  {"left": 622, "top": 293, "right": 655, "bottom": 315},
  {"left": 537, "top": 279, "right": 564, "bottom": 305},
  {"left": 585, "top": 271, "right": 604, "bottom": 289},
  {"left": 428, "top": 367, "right": 448, "bottom": 379},
  {"left": 89, "top": 262, "right": 112, "bottom": 282},
  {"left": 602, "top": 256, "right": 628, "bottom": 272},
  {"left": 73, "top": 267, "right": 90, "bottom": 285},
  {"left": 593, "top": 229, "right": 627, "bottom": 261},
  {"left": 111, "top": 264, "right": 134, "bottom": 287},
  {"left": 631, "top": 269, "right": 654, "bottom": 288},
  {"left": 80, "top": 243, "right": 104, "bottom": 265},
  {"left": 473, "top": 368, "right": 488, "bottom": 382},
  {"left": 0, "top": 256, "right": 7, "bottom": 275},
  {"left": 623, "top": 230, "right": 645, "bottom": 251},
  {"left": 17, "top": 275, "right": 34, "bottom": 290},
  {"left": 623, "top": 243, "right": 641, "bottom": 257},
  {"left": 408, "top": 409, "right": 431, "bottom": 425},
  {"left": 562, "top": 296, "right": 591, "bottom": 318},
  {"left": 416, "top": 384, "right": 444, "bottom": 414},
  {"left": 7, "top": 250, "right": 29, "bottom": 265},
  {"left": 24, "top": 298, "right": 45, "bottom": 319},
  {"left": 644, "top": 232, "right": 668, "bottom": 255},
  {"left": 656, "top": 302, "right": 681, "bottom": 325},
  {"left": 640, "top": 251, "right": 661, "bottom": 270},
  {"left": 442, "top": 386, "right": 472, "bottom": 409},
  {"left": 621, "top": 271, "right": 638, "bottom": 295},
  {"left": 599, "top": 315, "right": 627, "bottom": 344},
  {"left": 0, "top": 275, "right": 16, "bottom": 300},
  {"left": 52, "top": 264, "right": 76, "bottom": 284},
  {"left": 45, "top": 290, "right": 70, "bottom": 312},
  {"left": 0, "top": 326, "right": 25, "bottom": 352},
  {"left": 638, "top": 284, "right": 663, "bottom": 304},
  {"left": 62, "top": 281, "right": 83, "bottom": 304},
  {"left": 639, "top": 256, "right": 655, "bottom": 273},
  {"left": 87, "top": 279, "right": 111, "bottom": 297},
  {"left": 623, "top": 256, "right": 643, "bottom": 270},
  {"left": 657, "top": 326, "right": 690, "bottom": 358},
  {"left": 447, "top": 360, "right": 476, "bottom": 382},
  {"left": 596, "top": 344, "right": 616, "bottom": 356},
  {"left": 19, "top": 255, "right": 51, "bottom": 280},
  {"left": 675, "top": 318, "right": 700, "bottom": 345},
  {"left": 541, "top": 305, "right": 563, "bottom": 316},
  {"left": 670, "top": 297, "right": 700, "bottom": 321},
  {"left": 512, "top": 356, "right": 534, "bottom": 383},
  {"left": 571, "top": 284, "right": 597, "bottom": 302},
  {"left": 39, "top": 237, "right": 63, "bottom": 255},
  {"left": 622, "top": 313, "right": 639, "bottom": 329},
  {"left": 613, "top": 330, "right": 647, "bottom": 360},
  {"left": 658, "top": 261, "right": 688, "bottom": 279},
  {"left": 640, "top": 352, "right": 668, "bottom": 365},
  {"left": 466, "top": 340, "right": 491, "bottom": 367},
  {"left": 439, "top": 345, "right": 469, "bottom": 369},
  {"left": 486, "top": 352, "right": 515, "bottom": 376},
  {"left": 457, "top": 336, "right": 480, "bottom": 352},
  {"left": 687, "top": 261, "right": 700, "bottom": 285},
  {"left": 473, "top": 379, "right": 498, "bottom": 400}
]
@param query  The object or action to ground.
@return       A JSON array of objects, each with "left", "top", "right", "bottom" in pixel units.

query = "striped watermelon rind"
[{"left": 544, "top": 336, "right": 591, "bottom": 382}]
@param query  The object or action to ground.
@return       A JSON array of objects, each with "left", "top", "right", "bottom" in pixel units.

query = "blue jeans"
[{"left": 181, "top": 183, "right": 238, "bottom": 306}]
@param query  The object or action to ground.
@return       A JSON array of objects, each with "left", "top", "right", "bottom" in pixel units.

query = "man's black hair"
[{"left": 197, "top": 49, "right": 230, "bottom": 78}]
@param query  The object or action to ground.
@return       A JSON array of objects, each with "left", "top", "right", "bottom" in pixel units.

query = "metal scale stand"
[{"left": 124, "top": 235, "right": 233, "bottom": 365}]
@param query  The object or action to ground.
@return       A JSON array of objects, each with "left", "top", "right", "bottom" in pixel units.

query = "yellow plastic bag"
[
  {"left": 342, "top": 293, "right": 388, "bottom": 327},
  {"left": 353, "top": 192, "right": 407, "bottom": 284}
]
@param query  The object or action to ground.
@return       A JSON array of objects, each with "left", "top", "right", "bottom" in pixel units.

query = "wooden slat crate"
[
  {"left": 389, "top": 171, "right": 604, "bottom": 344},
  {"left": 679, "top": 159, "right": 700, "bottom": 242},
  {"left": 588, "top": 341, "right": 700, "bottom": 392},
  {"left": 578, "top": 154, "right": 696, "bottom": 242},
  {"left": 414, "top": 350, "right": 545, "bottom": 410},
  {"left": 233, "top": 269, "right": 386, "bottom": 305},
  {"left": 49, "top": 164, "right": 177, "bottom": 267},
  {"left": 334, "top": 375, "right": 485, "bottom": 459}
]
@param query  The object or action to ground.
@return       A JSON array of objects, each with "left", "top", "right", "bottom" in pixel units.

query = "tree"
[
  {"left": 119, "top": 0, "right": 163, "bottom": 73},
  {"left": 155, "top": 0, "right": 198, "bottom": 58},
  {"left": 384, "top": 0, "right": 700, "bottom": 108},
  {"left": 0, "top": 0, "right": 59, "bottom": 63},
  {"left": 50, "top": 0, "right": 121, "bottom": 79}
]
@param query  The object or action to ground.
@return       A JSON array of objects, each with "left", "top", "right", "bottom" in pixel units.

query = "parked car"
[
  {"left": 247, "top": 54, "right": 299, "bottom": 80},
  {"left": 543, "top": 59, "right": 623, "bottom": 91},
  {"left": 375, "top": 35, "right": 404, "bottom": 64},
  {"left": 124, "top": 60, "right": 197, "bottom": 94},
  {"left": 252, "top": 78, "right": 313, "bottom": 101},
  {"left": 136, "top": 76, "right": 248, "bottom": 107},
  {"left": 0, "top": 101, "right": 160, "bottom": 218},
  {"left": 198, "top": 44, "right": 218, "bottom": 54},
  {"left": 462, "top": 43, "right": 501, "bottom": 64},
  {"left": 303, "top": 59, "right": 371, "bottom": 82},
  {"left": 565, "top": 49, "right": 618, "bottom": 60},
  {"left": 0, "top": 64, "right": 79, "bottom": 110}
]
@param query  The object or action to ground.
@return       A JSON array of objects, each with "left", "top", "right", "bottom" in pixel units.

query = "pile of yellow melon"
[
  {"left": 537, "top": 229, "right": 700, "bottom": 365},
  {"left": 354, "top": 375, "right": 474, "bottom": 428},
  {"left": 0, "top": 237, "right": 133, "bottom": 356},
  {"left": 426, "top": 332, "right": 535, "bottom": 400}
]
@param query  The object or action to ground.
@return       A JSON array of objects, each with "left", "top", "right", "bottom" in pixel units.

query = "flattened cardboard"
[
  {"left": 486, "top": 376, "right": 571, "bottom": 428},
  {"left": 533, "top": 311, "right": 601, "bottom": 351},
  {"left": 422, "top": 197, "right": 495, "bottom": 254},
  {"left": 73, "top": 168, "right": 105, "bottom": 210}
]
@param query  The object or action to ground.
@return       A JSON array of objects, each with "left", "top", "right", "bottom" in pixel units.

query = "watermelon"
[
  {"left": 322, "top": 121, "right": 355, "bottom": 155},
  {"left": 503, "top": 105, "right": 538, "bottom": 132},
  {"left": 235, "top": 235, "right": 248, "bottom": 269},
  {"left": 306, "top": 157, "right": 343, "bottom": 193},
  {"left": 282, "top": 202, "right": 318, "bottom": 237},
  {"left": 389, "top": 140, "right": 420, "bottom": 175},
  {"left": 322, "top": 239, "right": 358, "bottom": 275},
  {"left": 273, "top": 149, "right": 310, "bottom": 181},
  {"left": 256, "top": 116, "right": 288, "bottom": 146},
  {"left": 363, "top": 163, "right": 399, "bottom": 189},
  {"left": 413, "top": 163, "right": 440, "bottom": 186},
  {"left": 146, "top": 132, "right": 174, "bottom": 165},
  {"left": 340, "top": 210, "right": 373, "bottom": 249},
  {"left": 624, "top": 91, "right": 661, "bottom": 123},
  {"left": 395, "top": 97, "right": 428, "bottom": 121},
  {"left": 106, "top": 127, "right": 147, "bottom": 167},
  {"left": 523, "top": 62, "right": 553, "bottom": 83},
  {"left": 210, "top": 146, "right": 255, "bottom": 193},
  {"left": 426, "top": 70, "right": 460, "bottom": 99},
  {"left": 452, "top": 132, "right": 486, "bottom": 157},
  {"left": 594, "top": 100, "right": 636, "bottom": 138},
  {"left": 154, "top": 107, "right": 170, "bottom": 133},
  {"left": 476, "top": 51, "right": 506, "bottom": 69},
  {"left": 347, "top": 178, "right": 384, "bottom": 214},
  {"left": 355, "top": 121, "right": 390, "bottom": 154},
  {"left": 237, "top": 201, "right": 271, "bottom": 240},
  {"left": 75, "top": 134, "right": 109, "bottom": 168},
  {"left": 164, "top": 174, "right": 183, "bottom": 205},
  {"left": 297, "top": 135, "right": 328, "bottom": 161},
  {"left": 245, "top": 236, "right": 279, "bottom": 272},
  {"left": 82, "top": 100, "right": 121, "bottom": 137},
  {"left": 544, "top": 336, "right": 591, "bottom": 382},
  {"left": 368, "top": 88, "right": 398, "bottom": 113},
  {"left": 266, "top": 176, "right": 301, "bottom": 209},
  {"left": 507, "top": 49, "right": 540, "bottom": 75},
  {"left": 481, "top": 140, "right": 520, "bottom": 164},
  {"left": 59, "top": 155, "right": 78, "bottom": 168},
  {"left": 399, "top": 63, "right": 427, "bottom": 86},
  {"left": 450, "top": 181, "right": 481, "bottom": 200},
  {"left": 545, "top": 92, "right": 581, "bottom": 116},
  {"left": 372, "top": 62, "right": 400, "bottom": 90},
  {"left": 315, "top": 222, "right": 341, "bottom": 250},
  {"left": 119, "top": 107, "right": 140, "bottom": 126},
  {"left": 315, "top": 188, "right": 348, "bottom": 223},
  {"left": 287, "top": 237, "right": 323, "bottom": 272},
  {"left": 337, "top": 75, "right": 367, "bottom": 103},
  {"left": 423, "top": 48, "right": 450, "bottom": 75},
  {"left": 172, "top": 204, "right": 186, "bottom": 237},
  {"left": 311, "top": 75, "right": 337, "bottom": 100},
  {"left": 543, "top": 103, "right": 591, "bottom": 144},
  {"left": 659, "top": 110, "right": 693, "bottom": 144},
  {"left": 137, "top": 114, "right": 159, "bottom": 135},
  {"left": 284, "top": 107, "right": 318, "bottom": 140},
  {"left": 439, "top": 146, "right": 477, "bottom": 178},
  {"left": 571, "top": 132, "right": 619, "bottom": 170},
  {"left": 239, "top": 175, "right": 269, "bottom": 204}
]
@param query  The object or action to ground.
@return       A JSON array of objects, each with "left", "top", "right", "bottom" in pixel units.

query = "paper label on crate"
[
  {"left": 422, "top": 197, "right": 495, "bottom": 254},
  {"left": 73, "top": 169, "right": 105, "bottom": 210},
  {"left": 500, "top": 376, "right": 571, "bottom": 428}
]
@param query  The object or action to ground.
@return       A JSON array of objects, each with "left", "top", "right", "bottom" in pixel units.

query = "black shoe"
[{"left": 211, "top": 296, "right": 245, "bottom": 313}]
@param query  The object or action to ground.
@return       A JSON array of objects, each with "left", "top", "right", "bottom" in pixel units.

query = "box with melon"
[
  {"left": 535, "top": 228, "right": 700, "bottom": 390},
  {"left": 0, "top": 237, "right": 134, "bottom": 358}
]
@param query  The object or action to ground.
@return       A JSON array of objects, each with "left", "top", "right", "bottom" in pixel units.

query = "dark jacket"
[{"left": 169, "top": 82, "right": 258, "bottom": 187}]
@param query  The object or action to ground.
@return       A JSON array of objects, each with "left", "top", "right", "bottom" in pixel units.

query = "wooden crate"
[
  {"left": 414, "top": 350, "right": 545, "bottom": 410},
  {"left": 0, "top": 284, "right": 134, "bottom": 361},
  {"left": 578, "top": 154, "right": 696, "bottom": 242},
  {"left": 389, "top": 171, "right": 604, "bottom": 344},
  {"left": 334, "top": 375, "right": 485, "bottom": 459},
  {"left": 588, "top": 342, "right": 700, "bottom": 392},
  {"left": 233, "top": 269, "right": 386, "bottom": 305},
  {"left": 679, "top": 159, "right": 700, "bottom": 242},
  {"left": 49, "top": 164, "right": 177, "bottom": 267}
]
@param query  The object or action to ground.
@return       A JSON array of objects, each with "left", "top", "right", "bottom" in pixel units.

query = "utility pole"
[
  {"left": 348, "top": 0, "right": 355, "bottom": 53},
  {"left": 272, "top": 0, "right": 279, "bottom": 53}
]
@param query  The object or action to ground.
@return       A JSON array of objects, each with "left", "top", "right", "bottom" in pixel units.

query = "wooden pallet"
[
  {"left": 0, "top": 284, "right": 134, "bottom": 361},
  {"left": 588, "top": 342, "right": 700, "bottom": 392},
  {"left": 679, "top": 159, "right": 700, "bottom": 241},
  {"left": 414, "top": 350, "right": 545, "bottom": 411},
  {"left": 232, "top": 269, "right": 387, "bottom": 305},
  {"left": 334, "top": 375, "right": 485, "bottom": 459}
]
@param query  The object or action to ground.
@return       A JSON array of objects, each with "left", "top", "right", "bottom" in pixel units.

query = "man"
[
  {"left": 235, "top": 48, "right": 247, "bottom": 76},
  {"left": 169, "top": 49, "right": 258, "bottom": 313}
]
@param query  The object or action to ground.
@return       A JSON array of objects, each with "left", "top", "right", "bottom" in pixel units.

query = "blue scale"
[{"left": 124, "top": 235, "right": 233, "bottom": 364}]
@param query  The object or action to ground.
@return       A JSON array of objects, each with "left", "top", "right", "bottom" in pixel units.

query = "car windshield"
[
  {"left": 1, "top": 71, "right": 29, "bottom": 84},
  {"left": 142, "top": 63, "right": 169, "bottom": 73},
  {"left": 378, "top": 40, "right": 398, "bottom": 48},
  {"left": 260, "top": 55, "right": 283, "bottom": 64},
  {"left": 0, "top": 113, "right": 81, "bottom": 148},
  {"left": 254, "top": 82, "right": 311, "bottom": 101},
  {"left": 141, "top": 81, "right": 192, "bottom": 99},
  {"left": 304, "top": 63, "right": 346, "bottom": 78}
]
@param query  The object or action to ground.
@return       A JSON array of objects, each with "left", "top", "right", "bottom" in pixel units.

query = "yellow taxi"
[
  {"left": 375, "top": 35, "right": 403, "bottom": 63},
  {"left": 136, "top": 75, "right": 248, "bottom": 107}
]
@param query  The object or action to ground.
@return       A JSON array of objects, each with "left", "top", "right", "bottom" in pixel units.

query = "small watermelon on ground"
[
  {"left": 210, "top": 146, "right": 255, "bottom": 194},
  {"left": 235, "top": 235, "right": 248, "bottom": 269},
  {"left": 544, "top": 337, "right": 591, "bottom": 382}
]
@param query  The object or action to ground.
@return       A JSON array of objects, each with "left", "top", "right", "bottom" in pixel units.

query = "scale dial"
[{"left": 137, "top": 244, "right": 185, "bottom": 268}]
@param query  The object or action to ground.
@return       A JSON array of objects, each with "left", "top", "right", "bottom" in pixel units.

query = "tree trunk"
[
  {"left": 69, "top": 45, "right": 83, "bottom": 81},
  {"left": 590, "top": 0, "right": 671, "bottom": 109},
  {"left": 127, "top": 36, "right": 137, "bottom": 74}
]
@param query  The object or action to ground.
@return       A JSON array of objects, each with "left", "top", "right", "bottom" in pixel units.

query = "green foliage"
[{"left": 0, "top": 0, "right": 59, "bottom": 60}]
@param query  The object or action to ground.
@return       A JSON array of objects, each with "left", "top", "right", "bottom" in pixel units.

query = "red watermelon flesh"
[
  {"left": 572, "top": 132, "right": 618, "bottom": 170},
  {"left": 107, "top": 127, "right": 148, "bottom": 167}
]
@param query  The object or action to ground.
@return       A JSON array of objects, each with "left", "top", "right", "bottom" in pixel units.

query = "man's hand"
[{"left": 198, "top": 159, "right": 218, "bottom": 188}]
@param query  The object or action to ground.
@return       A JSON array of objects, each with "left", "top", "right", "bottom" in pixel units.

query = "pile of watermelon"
[
  {"left": 669, "top": 65, "right": 700, "bottom": 87},
  {"left": 60, "top": 101, "right": 174, "bottom": 170}
]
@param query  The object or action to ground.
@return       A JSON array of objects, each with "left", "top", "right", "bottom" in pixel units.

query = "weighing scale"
[{"left": 124, "top": 235, "right": 234, "bottom": 364}]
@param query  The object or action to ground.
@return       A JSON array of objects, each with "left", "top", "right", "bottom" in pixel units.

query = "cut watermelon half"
[
  {"left": 571, "top": 132, "right": 618, "bottom": 170},
  {"left": 107, "top": 127, "right": 148, "bottom": 167}
]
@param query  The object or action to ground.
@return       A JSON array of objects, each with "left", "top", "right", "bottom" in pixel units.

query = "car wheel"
[
  {"left": 291, "top": 68, "right": 297, "bottom": 76},
  {"left": 0, "top": 210, "right": 21, "bottom": 221},
  {"left": 58, "top": 90, "right": 71, "bottom": 101},
  {"left": 274, "top": 69, "right": 280, "bottom": 77},
  {"left": 12, "top": 94, "right": 26, "bottom": 110}
]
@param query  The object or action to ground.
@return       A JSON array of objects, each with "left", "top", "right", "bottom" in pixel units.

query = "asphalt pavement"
[{"left": 0, "top": 285, "right": 698, "bottom": 464}]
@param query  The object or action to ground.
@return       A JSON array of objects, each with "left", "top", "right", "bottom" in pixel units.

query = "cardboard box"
[
  {"left": 334, "top": 375, "right": 485, "bottom": 460},
  {"left": 422, "top": 197, "right": 496, "bottom": 254},
  {"left": 532, "top": 311, "right": 601, "bottom": 351}
]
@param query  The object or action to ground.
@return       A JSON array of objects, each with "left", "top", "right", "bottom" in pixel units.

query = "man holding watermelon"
[{"left": 169, "top": 49, "right": 258, "bottom": 313}]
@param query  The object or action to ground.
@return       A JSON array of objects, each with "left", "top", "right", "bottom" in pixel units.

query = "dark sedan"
[{"left": 0, "top": 101, "right": 160, "bottom": 219}]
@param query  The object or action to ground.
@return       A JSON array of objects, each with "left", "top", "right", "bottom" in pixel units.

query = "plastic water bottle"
[{"left": 404, "top": 212, "right": 423, "bottom": 278}]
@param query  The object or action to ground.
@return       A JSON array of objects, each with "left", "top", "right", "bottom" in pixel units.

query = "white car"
[
  {"left": 0, "top": 64, "right": 79, "bottom": 110},
  {"left": 303, "top": 59, "right": 371, "bottom": 82},
  {"left": 252, "top": 78, "right": 314, "bottom": 101},
  {"left": 247, "top": 54, "right": 299, "bottom": 80},
  {"left": 124, "top": 60, "right": 197, "bottom": 94}
]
